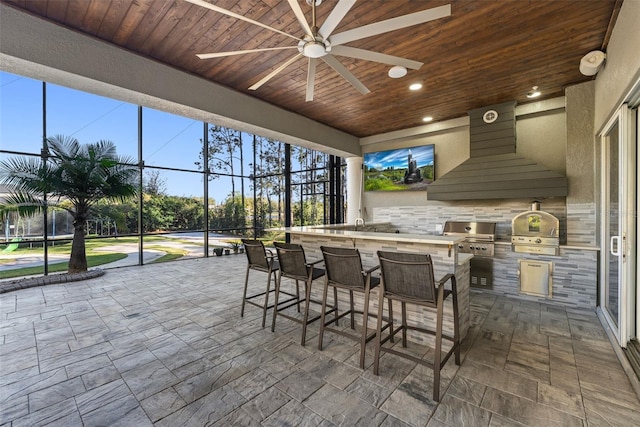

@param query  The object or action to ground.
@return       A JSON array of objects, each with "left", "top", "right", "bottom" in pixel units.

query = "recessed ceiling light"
[
  {"left": 422, "top": 116, "right": 433, "bottom": 122},
  {"left": 388, "top": 65, "right": 407, "bottom": 78},
  {"left": 526, "top": 86, "right": 541, "bottom": 98},
  {"left": 409, "top": 83, "right": 422, "bottom": 91}
]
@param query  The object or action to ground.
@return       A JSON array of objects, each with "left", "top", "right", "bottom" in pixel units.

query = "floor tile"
[
  {"left": 304, "top": 383, "right": 387, "bottom": 426},
  {"left": 240, "top": 385, "right": 291, "bottom": 422},
  {"left": 432, "top": 394, "right": 492, "bottom": 426},
  {"left": 481, "top": 387, "right": 583, "bottom": 426},
  {"left": 139, "top": 387, "right": 187, "bottom": 423},
  {"left": 1, "top": 256, "right": 638, "bottom": 426},
  {"left": 261, "top": 399, "right": 327, "bottom": 427},
  {"left": 275, "top": 367, "right": 326, "bottom": 402}
]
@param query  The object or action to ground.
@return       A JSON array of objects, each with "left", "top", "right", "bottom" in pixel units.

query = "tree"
[
  {"left": 143, "top": 169, "right": 167, "bottom": 196},
  {"left": 252, "top": 137, "right": 285, "bottom": 226},
  {"left": 196, "top": 125, "right": 242, "bottom": 197},
  {"left": 0, "top": 135, "right": 137, "bottom": 273},
  {"left": 196, "top": 125, "right": 253, "bottom": 233}
]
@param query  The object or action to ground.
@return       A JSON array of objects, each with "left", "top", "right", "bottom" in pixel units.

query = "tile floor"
[{"left": 1, "top": 255, "right": 639, "bottom": 426}]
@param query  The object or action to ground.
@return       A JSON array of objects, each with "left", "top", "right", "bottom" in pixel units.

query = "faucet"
[{"left": 354, "top": 217, "right": 365, "bottom": 230}]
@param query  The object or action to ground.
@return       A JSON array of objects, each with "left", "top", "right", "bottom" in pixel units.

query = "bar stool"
[
  {"left": 318, "top": 246, "right": 393, "bottom": 369},
  {"left": 374, "top": 250, "right": 461, "bottom": 402},
  {"left": 271, "top": 242, "right": 335, "bottom": 346},
  {"left": 241, "top": 239, "right": 299, "bottom": 327}
]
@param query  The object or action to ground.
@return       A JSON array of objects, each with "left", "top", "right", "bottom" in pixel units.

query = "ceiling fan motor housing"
[{"left": 298, "top": 37, "right": 331, "bottom": 58}]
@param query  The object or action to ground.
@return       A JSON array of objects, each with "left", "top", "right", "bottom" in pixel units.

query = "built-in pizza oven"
[{"left": 511, "top": 202, "right": 560, "bottom": 255}]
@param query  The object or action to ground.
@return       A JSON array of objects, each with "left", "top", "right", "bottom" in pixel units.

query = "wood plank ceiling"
[{"left": 2, "top": 0, "right": 620, "bottom": 138}]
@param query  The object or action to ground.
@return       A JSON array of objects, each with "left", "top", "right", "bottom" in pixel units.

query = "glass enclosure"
[{"left": 0, "top": 71, "right": 344, "bottom": 279}]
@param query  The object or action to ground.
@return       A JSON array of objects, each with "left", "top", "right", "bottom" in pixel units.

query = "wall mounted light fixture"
[
  {"left": 526, "top": 86, "right": 541, "bottom": 98},
  {"left": 579, "top": 50, "right": 606, "bottom": 76}
]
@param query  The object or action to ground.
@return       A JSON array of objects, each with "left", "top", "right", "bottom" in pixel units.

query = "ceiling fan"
[{"left": 186, "top": 0, "right": 451, "bottom": 101}]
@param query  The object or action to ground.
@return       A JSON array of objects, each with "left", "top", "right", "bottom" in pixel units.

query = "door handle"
[{"left": 610, "top": 235, "right": 620, "bottom": 256}]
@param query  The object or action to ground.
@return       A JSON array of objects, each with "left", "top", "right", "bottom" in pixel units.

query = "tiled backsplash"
[
  {"left": 372, "top": 199, "right": 596, "bottom": 246},
  {"left": 566, "top": 202, "right": 597, "bottom": 246}
]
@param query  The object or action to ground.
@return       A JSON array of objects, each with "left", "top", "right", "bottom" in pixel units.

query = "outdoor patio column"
[{"left": 345, "top": 156, "right": 363, "bottom": 225}]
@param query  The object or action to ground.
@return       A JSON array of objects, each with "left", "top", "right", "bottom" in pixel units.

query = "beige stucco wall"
[
  {"left": 360, "top": 103, "right": 567, "bottom": 215},
  {"left": 594, "top": 0, "right": 640, "bottom": 131},
  {"left": 516, "top": 108, "right": 566, "bottom": 176},
  {"left": 361, "top": 123, "right": 469, "bottom": 212},
  {"left": 566, "top": 82, "right": 596, "bottom": 203}
]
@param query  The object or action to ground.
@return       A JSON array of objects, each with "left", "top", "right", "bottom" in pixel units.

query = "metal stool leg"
[
  {"left": 241, "top": 265, "right": 251, "bottom": 318},
  {"left": 318, "top": 277, "right": 330, "bottom": 351},
  {"left": 271, "top": 271, "right": 283, "bottom": 332}
]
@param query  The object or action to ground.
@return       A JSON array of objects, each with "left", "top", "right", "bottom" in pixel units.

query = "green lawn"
[
  {"left": 0, "top": 252, "right": 128, "bottom": 280},
  {"left": 146, "top": 245, "right": 188, "bottom": 263},
  {"left": 0, "top": 235, "right": 200, "bottom": 279}
]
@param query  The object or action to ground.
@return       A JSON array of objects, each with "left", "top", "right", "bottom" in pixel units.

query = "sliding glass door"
[{"left": 600, "top": 104, "right": 637, "bottom": 346}]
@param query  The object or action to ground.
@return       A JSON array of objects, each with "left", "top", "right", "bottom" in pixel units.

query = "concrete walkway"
[{"left": 0, "top": 234, "right": 234, "bottom": 273}]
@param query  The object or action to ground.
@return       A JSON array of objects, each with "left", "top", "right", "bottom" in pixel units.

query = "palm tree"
[{"left": 0, "top": 135, "right": 137, "bottom": 273}]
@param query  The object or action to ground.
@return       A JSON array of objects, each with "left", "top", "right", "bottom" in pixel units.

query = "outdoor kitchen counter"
[
  {"left": 490, "top": 240, "right": 599, "bottom": 309},
  {"left": 274, "top": 224, "right": 465, "bottom": 246},
  {"left": 271, "top": 224, "right": 471, "bottom": 344},
  {"left": 494, "top": 240, "right": 600, "bottom": 251}
]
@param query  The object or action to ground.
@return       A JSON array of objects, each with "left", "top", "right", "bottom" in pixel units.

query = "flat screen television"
[{"left": 363, "top": 144, "right": 435, "bottom": 191}]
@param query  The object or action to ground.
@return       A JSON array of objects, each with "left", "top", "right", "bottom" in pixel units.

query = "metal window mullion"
[
  {"left": 42, "top": 81, "right": 48, "bottom": 275},
  {"left": 204, "top": 122, "right": 209, "bottom": 257},
  {"left": 285, "top": 143, "right": 291, "bottom": 243},
  {"left": 138, "top": 106, "right": 144, "bottom": 265}
]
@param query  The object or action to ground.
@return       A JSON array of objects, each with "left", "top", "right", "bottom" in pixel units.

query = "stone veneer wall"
[
  {"left": 493, "top": 244, "right": 598, "bottom": 309},
  {"left": 372, "top": 200, "right": 598, "bottom": 246},
  {"left": 372, "top": 199, "right": 568, "bottom": 242},
  {"left": 566, "top": 202, "right": 597, "bottom": 246},
  {"left": 289, "top": 233, "right": 469, "bottom": 349}
]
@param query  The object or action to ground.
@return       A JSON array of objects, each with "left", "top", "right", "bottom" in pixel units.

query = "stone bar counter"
[{"left": 272, "top": 223, "right": 471, "bottom": 347}]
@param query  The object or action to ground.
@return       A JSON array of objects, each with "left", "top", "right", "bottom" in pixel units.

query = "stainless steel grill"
[
  {"left": 443, "top": 221, "right": 496, "bottom": 257},
  {"left": 444, "top": 221, "right": 497, "bottom": 290},
  {"left": 511, "top": 202, "right": 560, "bottom": 255}
]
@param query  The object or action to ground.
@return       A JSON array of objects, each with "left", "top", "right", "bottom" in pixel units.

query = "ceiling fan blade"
[
  {"left": 249, "top": 53, "right": 303, "bottom": 91},
  {"left": 306, "top": 58, "right": 317, "bottom": 102},
  {"left": 321, "top": 55, "right": 370, "bottom": 95},
  {"left": 197, "top": 46, "right": 297, "bottom": 59},
  {"left": 331, "top": 45, "right": 423, "bottom": 70},
  {"left": 330, "top": 4, "right": 451, "bottom": 46},
  {"left": 318, "top": 0, "right": 356, "bottom": 39},
  {"left": 185, "top": 0, "right": 300, "bottom": 41},
  {"left": 287, "top": 0, "right": 313, "bottom": 37}
]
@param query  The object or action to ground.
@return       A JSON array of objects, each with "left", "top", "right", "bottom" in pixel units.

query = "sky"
[
  {"left": 0, "top": 71, "right": 263, "bottom": 202},
  {"left": 364, "top": 145, "right": 434, "bottom": 171}
]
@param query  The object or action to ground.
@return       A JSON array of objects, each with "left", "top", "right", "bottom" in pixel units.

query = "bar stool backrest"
[
  {"left": 274, "top": 242, "right": 309, "bottom": 280},
  {"left": 321, "top": 246, "right": 365, "bottom": 289},
  {"left": 242, "top": 239, "right": 272, "bottom": 270},
  {"left": 377, "top": 251, "right": 436, "bottom": 303}
]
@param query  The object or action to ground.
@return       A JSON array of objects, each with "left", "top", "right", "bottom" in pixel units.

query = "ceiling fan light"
[
  {"left": 388, "top": 66, "right": 407, "bottom": 78},
  {"left": 303, "top": 41, "right": 327, "bottom": 58}
]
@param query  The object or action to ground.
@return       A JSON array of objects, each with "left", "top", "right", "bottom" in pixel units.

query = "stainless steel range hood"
[{"left": 427, "top": 101, "right": 568, "bottom": 200}]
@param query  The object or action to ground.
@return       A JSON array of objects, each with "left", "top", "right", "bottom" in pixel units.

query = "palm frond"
[
  {"left": 0, "top": 191, "right": 47, "bottom": 218},
  {"left": 47, "top": 135, "right": 81, "bottom": 159},
  {"left": 2, "top": 136, "right": 137, "bottom": 216}
]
